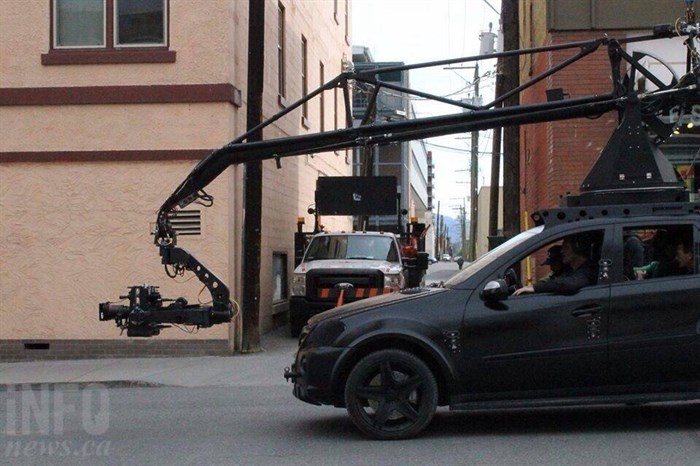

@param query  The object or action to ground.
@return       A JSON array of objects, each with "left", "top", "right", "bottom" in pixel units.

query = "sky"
[{"left": 352, "top": 0, "right": 502, "bottom": 219}]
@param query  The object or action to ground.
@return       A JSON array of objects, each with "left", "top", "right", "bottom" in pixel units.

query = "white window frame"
[
  {"left": 52, "top": 0, "right": 168, "bottom": 50},
  {"left": 53, "top": 0, "right": 107, "bottom": 49}
]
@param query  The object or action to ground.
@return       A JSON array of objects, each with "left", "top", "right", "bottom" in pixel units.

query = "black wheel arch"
[{"left": 330, "top": 329, "right": 456, "bottom": 407}]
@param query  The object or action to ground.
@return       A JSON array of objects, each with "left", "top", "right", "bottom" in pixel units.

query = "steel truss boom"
[{"left": 100, "top": 16, "right": 700, "bottom": 336}]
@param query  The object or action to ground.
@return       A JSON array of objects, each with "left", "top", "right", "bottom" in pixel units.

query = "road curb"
[{"left": 0, "top": 380, "right": 165, "bottom": 391}]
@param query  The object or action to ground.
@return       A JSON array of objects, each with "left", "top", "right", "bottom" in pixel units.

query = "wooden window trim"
[
  {"left": 42, "top": 49, "right": 175, "bottom": 65},
  {"left": 0, "top": 83, "right": 242, "bottom": 107}
]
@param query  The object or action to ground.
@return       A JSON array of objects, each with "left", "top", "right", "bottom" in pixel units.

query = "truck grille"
[{"left": 306, "top": 269, "right": 385, "bottom": 302}]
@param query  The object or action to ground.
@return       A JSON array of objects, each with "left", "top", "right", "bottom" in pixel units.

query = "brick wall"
[{"left": 521, "top": 30, "right": 623, "bottom": 218}]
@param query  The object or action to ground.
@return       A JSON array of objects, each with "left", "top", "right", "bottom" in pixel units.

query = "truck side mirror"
[
  {"left": 480, "top": 279, "right": 509, "bottom": 302},
  {"left": 415, "top": 252, "right": 429, "bottom": 270}
]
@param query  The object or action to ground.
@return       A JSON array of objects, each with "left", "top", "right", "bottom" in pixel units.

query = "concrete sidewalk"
[{"left": 0, "top": 329, "right": 298, "bottom": 389}]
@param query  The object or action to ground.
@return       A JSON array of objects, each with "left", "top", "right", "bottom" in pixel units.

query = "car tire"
[{"left": 344, "top": 349, "right": 438, "bottom": 440}]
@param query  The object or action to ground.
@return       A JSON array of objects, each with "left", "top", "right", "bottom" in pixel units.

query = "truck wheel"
[
  {"left": 289, "top": 314, "right": 305, "bottom": 338},
  {"left": 344, "top": 349, "right": 438, "bottom": 440}
]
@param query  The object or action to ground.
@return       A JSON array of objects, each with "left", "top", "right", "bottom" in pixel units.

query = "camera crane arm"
[{"left": 101, "top": 22, "right": 700, "bottom": 337}]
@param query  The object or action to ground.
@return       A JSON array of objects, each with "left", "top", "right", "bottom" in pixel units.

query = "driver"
[{"left": 513, "top": 234, "right": 597, "bottom": 295}]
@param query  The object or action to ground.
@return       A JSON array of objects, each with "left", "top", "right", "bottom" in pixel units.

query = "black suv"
[{"left": 285, "top": 203, "right": 699, "bottom": 439}]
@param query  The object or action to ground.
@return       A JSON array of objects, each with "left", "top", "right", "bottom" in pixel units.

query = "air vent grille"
[{"left": 167, "top": 210, "right": 202, "bottom": 236}]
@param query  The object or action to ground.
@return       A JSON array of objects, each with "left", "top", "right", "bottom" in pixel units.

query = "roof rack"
[{"left": 531, "top": 201, "right": 700, "bottom": 228}]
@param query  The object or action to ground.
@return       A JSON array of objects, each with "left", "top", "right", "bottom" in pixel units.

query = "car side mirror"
[{"left": 480, "top": 279, "right": 509, "bottom": 302}]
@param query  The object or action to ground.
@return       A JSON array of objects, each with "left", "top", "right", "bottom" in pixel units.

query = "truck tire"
[{"left": 289, "top": 314, "right": 305, "bottom": 338}]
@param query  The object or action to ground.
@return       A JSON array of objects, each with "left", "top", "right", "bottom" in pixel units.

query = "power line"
[{"left": 482, "top": 0, "right": 500, "bottom": 15}]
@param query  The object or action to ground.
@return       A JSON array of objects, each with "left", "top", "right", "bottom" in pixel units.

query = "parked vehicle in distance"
[
  {"left": 441, "top": 254, "right": 451, "bottom": 262},
  {"left": 427, "top": 256, "right": 438, "bottom": 264}
]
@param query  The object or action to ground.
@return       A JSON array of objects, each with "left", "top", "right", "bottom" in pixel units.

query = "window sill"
[
  {"left": 272, "top": 300, "right": 289, "bottom": 315},
  {"left": 42, "top": 49, "right": 176, "bottom": 66}
]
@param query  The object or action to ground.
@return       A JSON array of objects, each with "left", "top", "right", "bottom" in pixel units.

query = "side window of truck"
[{"left": 622, "top": 224, "right": 697, "bottom": 281}]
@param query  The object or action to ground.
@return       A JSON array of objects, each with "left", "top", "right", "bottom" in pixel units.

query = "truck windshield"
[{"left": 304, "top": 235, "right": 399, "bottom": 261}]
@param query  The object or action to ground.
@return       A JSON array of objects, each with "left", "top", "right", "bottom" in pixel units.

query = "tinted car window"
[
  {"left": 443, "top": 226, "right": 544, "bottom": 287},
  {"left": 622, "top": 224, "right": 697, "bottom": 280}
]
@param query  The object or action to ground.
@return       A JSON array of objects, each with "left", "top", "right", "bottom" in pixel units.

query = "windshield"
[
  {"left": 442, "top": 226, "right": 545, "bottom": 287},
  {"left": 304, "top": 235, "right": 399, "bottom": 261}
]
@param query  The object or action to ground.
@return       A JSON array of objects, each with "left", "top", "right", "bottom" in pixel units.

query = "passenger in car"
[
  {"left": 623, "top": 234, "right": 645, "bottom": 280},
  {"left": 536, "top": 245, "right": 571, "bottom": 283},
  {"left": 634, "top": 233, "right": 692, "bottom": 278},
  {"left": 673, "top": 237, "right": 695, "bottom": 275},
  {"left": 513, "top": 234, "right": 598, "bottom": 295}
]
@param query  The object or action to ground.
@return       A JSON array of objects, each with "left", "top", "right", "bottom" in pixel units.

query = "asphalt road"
[
  {"left": 425, "top": 260, "right": 463, "bottom": 285},
  {"left": 2, "top": 385, "right": 698, "bottom": 465}
]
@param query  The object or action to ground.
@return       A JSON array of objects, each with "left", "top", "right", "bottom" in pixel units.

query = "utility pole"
[
  {"left": 241, "top": 0, "right": 265, "bottom": 353},
  {"left": 435, "top": 201, "right": 441, "bottom": 258},
  {"left": 460, "top": 201, "right": 467, "bottom": 257},
  {"left": 501, "top": 0, "right": 520, "bottom": 238},
  {"left": 469, "top": 64, "right": 479, "bottom": 261},
  {"left": 488, "top": 65, "right": 504, "bottom": 241}
]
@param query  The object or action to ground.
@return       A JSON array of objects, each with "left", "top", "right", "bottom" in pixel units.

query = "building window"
[
  {"left": 319, "top": 61, "right": 325, "bottom": 132},
  {"left": 54, "top": 0, "right": 105, "bottom": 47},
  {"left": 46, "top": 0, "right": 173, "bottom": 65},
  {"left": 334, "top": 86, "right": 339, "bottom": 130},
  {"left": 272, "top": 253, "right": 288, "bottom": 302},
  {"left": 278, "top": 2, "right": 286, "bottom": 101},
  {"left": 116, "top": 0, "right": 165, "bottom": 46},
  {"left": 344, "top": 0, "right": 349, "bottom": 45},
  {"left": 53, "top": 0, "right": 166, "bottom": 49},
  {"left": 301, "top": 35, "right": 309, "bottom": 125}
]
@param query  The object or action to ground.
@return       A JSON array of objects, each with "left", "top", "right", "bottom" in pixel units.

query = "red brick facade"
[{"left": 520, "top": 31, "right": 624, "bottom": 221}]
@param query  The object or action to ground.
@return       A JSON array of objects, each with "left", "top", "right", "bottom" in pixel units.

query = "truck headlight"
[
  {"left": 385, "top": 274, "right": 402, "bottom": 291},
  {"left": 291, "top": 274, "right": 306, "bottom": 296}
]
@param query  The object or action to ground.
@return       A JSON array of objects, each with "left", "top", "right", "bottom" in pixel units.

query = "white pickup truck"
[{"left": 289, "top": 231, "right": 407, "bottom": 336}]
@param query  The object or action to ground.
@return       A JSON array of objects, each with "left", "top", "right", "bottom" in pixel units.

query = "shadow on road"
[
  {"left": 295, "top": 403, "right": 700, "bottom": 440},
  {"left": 428, "top": 403, "right": 700, "bottom": 438}
]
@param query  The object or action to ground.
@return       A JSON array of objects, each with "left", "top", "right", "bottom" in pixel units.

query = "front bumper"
[
  {"left": 289, "top": 296, "right": 336, "bottom": 324},
  {"left": 284, "top": 345, "right": 348, "bottom": 407}
]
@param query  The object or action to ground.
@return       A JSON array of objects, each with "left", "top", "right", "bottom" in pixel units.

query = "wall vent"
[{"left": 167, "top": 210, "right": 202, "bottom": 236}]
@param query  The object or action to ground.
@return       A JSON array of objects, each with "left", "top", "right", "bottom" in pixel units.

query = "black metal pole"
[
  {"left": 488, "top": 64, "right": 504, "bottom": 239},
  {"left": 241, "top": 0, "right": 264, "bottom": 352},
  {"left": 501, "top": 0, "right": 520, "bottom": 239}
]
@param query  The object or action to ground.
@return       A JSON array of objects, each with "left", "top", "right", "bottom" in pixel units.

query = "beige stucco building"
[{"left": 0, "top": 0, "right": 352, "bottom": 360}]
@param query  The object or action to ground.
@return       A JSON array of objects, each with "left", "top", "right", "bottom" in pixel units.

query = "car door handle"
[{"left": 572, "top": 306, "right": 601, "bottom": 318}]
